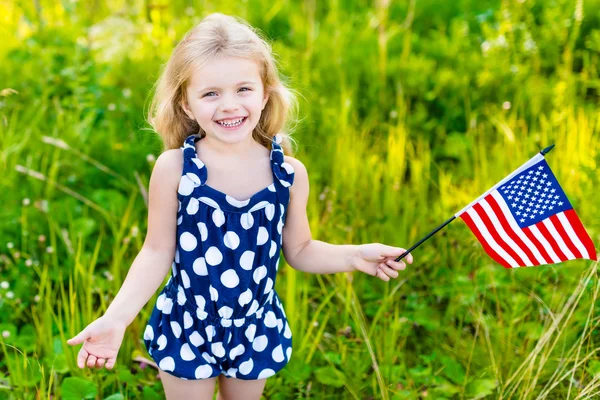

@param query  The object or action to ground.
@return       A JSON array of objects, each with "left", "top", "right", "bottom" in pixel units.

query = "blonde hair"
[{"left": 147, "top": 13, "right": 298, "bottom": 154}]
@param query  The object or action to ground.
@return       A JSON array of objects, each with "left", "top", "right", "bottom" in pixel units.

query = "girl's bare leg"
[
  {"left": 216, "top": 375, "right": 267, "bottom": 400},
  {"left": 158, "top": 369, "right": 217, "bottom": 400}
]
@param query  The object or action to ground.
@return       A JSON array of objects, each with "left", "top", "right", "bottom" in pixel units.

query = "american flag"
[{"left": 456, "top": 153, "right": 597, "bottom": 268}]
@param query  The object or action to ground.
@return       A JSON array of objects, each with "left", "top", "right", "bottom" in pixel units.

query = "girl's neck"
[{"left": 200, "top": 133, "right": 265, "bottom": 161}]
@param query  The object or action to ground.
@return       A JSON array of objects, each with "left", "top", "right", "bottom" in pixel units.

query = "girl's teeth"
[{"left": 218, "top": 118, "right": 244, "bottom": 127}]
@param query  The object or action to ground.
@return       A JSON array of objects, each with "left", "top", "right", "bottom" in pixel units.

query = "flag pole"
[{"left": 394, "top": 144, "right": 555, "bottom": 262}]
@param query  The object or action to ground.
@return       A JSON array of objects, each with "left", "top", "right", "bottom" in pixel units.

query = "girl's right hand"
[{"left": 66, "top": 316, "right": 127, "bottom": 370}]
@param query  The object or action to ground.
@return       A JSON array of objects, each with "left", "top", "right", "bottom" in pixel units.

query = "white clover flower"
[
  {"left": 34, "top": 295, "right": 40, "bottom": 302},
  {"left": 2, "top": 331, "right": 9, "bottom": 338},
  {"left": 0, "top": 281, "right": 8, "bottom": 289},
  {"left": 108, "top": 103, "right": 116, "bottom": 111},
  {"left": 146, "top": 154, "right": 156, "bottom": 163},
  {"left": 25, "top": 259, "right": 33, "bottom": 267},
  {"left": 122, "top": 88, "right": 132, "bottom": 98},
  {"left": 503, "top": 101, "right": 511, "bottom": 110},
  {"left": 6, "top": 291, "right": 13, "bottom": 299},
  {"left": 7, "top": 242, "right": 13, "bottom": 249},
  {"left": 46, "top": 246, "right": 54, "bottom": 253},
  {"left": 22, "top": 198, "right": 30, "bottom": 206}
]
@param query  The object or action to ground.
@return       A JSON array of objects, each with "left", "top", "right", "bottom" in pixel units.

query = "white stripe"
[
  {"left": 479, "top": 196, "right": 533, "bottom": 266},
  {"left": 491, "top": 192, "right": 546, "bottom": 265},
  {"left": 466, "top": 208, "right": 519, "bottom": 268},
  {"left": 455, "top": 154, "right": 545, "bottom": 217},
  {"left": 543, "top": 219, "right": 575, "bottom": 260},
  {"left": 557, "top": 212, "right": 590, "bottom": 259},
  {"left": 529, "top": 225, "right": 561, "bottom": 263}
]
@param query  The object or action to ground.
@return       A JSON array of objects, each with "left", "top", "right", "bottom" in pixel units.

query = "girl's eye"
[
  {"left": 239, "top": 87, "right": 251, "bottom": 92},
  {"left": 203, "top": 92, "right": 216, "bottom": 97}
]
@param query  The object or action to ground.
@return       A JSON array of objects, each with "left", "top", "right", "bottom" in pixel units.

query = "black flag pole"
[{"left": 394, "top": 144, "right": 555, "bottom": 262}]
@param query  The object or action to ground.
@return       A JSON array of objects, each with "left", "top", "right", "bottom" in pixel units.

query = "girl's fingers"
[
  {"left": 96, "top": 358, "right": 106, "bottom": 369},
  {"left": 376, "top": 266, "right": 390, "bottom": 281},
  {"left": 77, "top": 348, "right": 89, "bottom": 369},
  {"left": 87, "top": 355, "right": 97, "bottom": 368},
  {"left": 379, "top": 263, "right": 399, "bottom": 278},
  {"left": 105, "top": 358, "right": 116, "bottom": 370},
  {"left": 386, "top": 259, "right": 407, "bottom": 271}
]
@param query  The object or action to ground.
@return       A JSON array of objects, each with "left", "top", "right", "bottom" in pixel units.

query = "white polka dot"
[
  {"left": 253, "top": 266, "right": 267, "bottom": 284},
  {"left": 221, "top": 318, "right": 232, "bottom": 327},
  {"left": 286, "top": 347, "right": 292, "bottom": 360},
  {"left": 186, "top": 197, "right": 199, "bottom": 215},
  {"left": 178, "top": 200, "right": 181, "bottom": 212},
  {"left": 189, "top": 331, "right": 204, "bottom": 347},
  {"left": 240, "top": 212, "right": 254, "bottom": 229},
  {"left": 220, "top": 269, "right": 239, "bottom": 289},
  {"left": 143, "top": 325, "right": 154, "bottom": 341},
  {"left": 264, "top": 311, "right": 277, "bottom": 328},
  {"left": 284, "top": 322, "right": 292, "bottom": 339},
  {"left": 245, "top": 324, "right": 256, "bottom": 342},
  {"left": 183, "top": 311, "right": 193, "bottom": 329},
  {"left": 178, "top": 175, "right": 194, "bottom": 196},
  {"left": 193, "top": 257, "right": 207, "bottom": 276},
  {"left": 177, "top": 215, "right": 182, "bottom": 225},
  {"left": 239, "top": 250, "right": 255, "bottom": 270},
  {"left": 238, "top": 289, "right": 252, "bottom": 307},
  {"left": 239, "top": 358, "right": 254, "bottom": 375},
  {"left": 195, "top": 365, "right": 213, "bottom": 379},
  {"left": 257, "top": 227, "right": 269, "bottom": 245},
  {"left": 170, "top": 321, "right": 182, "bottom": 338},
  {"left": 181, "top": 270, "right": 190, "bottom": 288},
  {"left": 277, "top": 318, "right": 283, "bottom": 333},
  {"left": 258, "top": 369, "right": 276, "bottom": 379},
  {"left": 252, "top": 335, "right": 268, "bottom": 352},
  {"left": 209, "top": 285, "right": 218, "bottom": 302},
  {"left": 162, "top": 297, "right": 173, "bottom": 314},
  {"left": 159, "top": 356, "right": 175, "bottom": 372},
  {"left": 194, "top": 295, "right": 206, "bottom": 310},
  {"left": 156, "top": 294, "right": 166, "bottom": 310},
  {"left": 205, "top": 247, "right": 223, "bottom": 266},
  {"left": 180, "top": 232, "right": 197, "bottom": 252},
  {"left": 226, "top": 195, "right": 250, "bottom": 208},
  {"left": 157, "top": 334, "right": 167, "bottom": 350},
  {"left": 277, "top": 218, "right": 284, "bottom": 234},
  {"left": 199, "top": 196, "right": 219, "bottom": 208},
  {"left": 272, "top": 344, "right": 284, "bottom": 362},
  {"left": 250, "top": 201, "right": 270, "bottom": 213},
  {"left": 234, "top": 317, "right": 246, "bottom": 327},
  {"left": 230, "top": 344, "right": 245, "bottom": 361},
  {"left": 197, "top": 222, "right": 208, "bottom": 241},
  {"left": 175, "top": 249, "right": 180, "bottom": 263},
  {"left": 180, "top": 343, "right": 196, "bottom": 361},
  {"left": 274, "top": 134, "right": 282, "bottom": 144},
  {"left": 224, "top": 231, "right": 240, "bottom": 250},
  {"left": 218, "top": 306, "right": 234, "bottom": 319},
  {"left": 246, "top": 300, "right": 259, "bottom": 317},
  {"left": 267, "top": 183, "right": 276, "bottom": 192},
  {"left": 269, "top": 240, "right": 277, "bottom": 258},
  {"left": 212, "top": 209, "right": 225, "bottom": 227},
  {"left": 212, "top": 342, "right": 225, "bottom": 358},
  {"left": 205, "top": 325, "right": 216, "bottom": 342},
  {"left": 280, "top": 204, "right": 285, "bottom": 214},
  {"left": 197, "top": 309, "right": 208, "bottom": 320},
  {"left": 177, "top": 285, "right": 186, "bottom": 306},
  {"left": 202, "top": 352, "right": 216, "bottom": 364},
  {"left": 265, "top": 203, "right": 275, "bottom": 220},
  {"left": 264, "top": 277, "right": 273, "bottom": 294},
  {"left": 191, "top": 157, "right": 205, "bottom": 170}
]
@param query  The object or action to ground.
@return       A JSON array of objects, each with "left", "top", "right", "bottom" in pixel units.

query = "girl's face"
[{"left": 182, "top": 56, "right": 269, "bottom": 145}]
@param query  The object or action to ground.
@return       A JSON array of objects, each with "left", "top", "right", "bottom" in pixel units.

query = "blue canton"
[{"left": 497, "top": 159, "right": 572, "bottom": 229}]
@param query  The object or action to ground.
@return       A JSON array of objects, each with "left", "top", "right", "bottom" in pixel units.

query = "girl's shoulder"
[{"left": 150, "top": 149, "right": 184, "bottom": 190}]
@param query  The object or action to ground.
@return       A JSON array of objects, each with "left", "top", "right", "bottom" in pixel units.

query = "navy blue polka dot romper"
[{"left": 143, "top": 133, "right": 295, "bottom": 380}]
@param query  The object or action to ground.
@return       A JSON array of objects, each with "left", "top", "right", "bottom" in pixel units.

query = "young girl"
[{"left": 67, "top": 13, "right": 413, "bottom": 400}]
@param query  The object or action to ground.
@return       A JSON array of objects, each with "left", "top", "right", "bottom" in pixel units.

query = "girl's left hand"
[{"left": 353, "top": 243, "right": 413, "bottom": 281}]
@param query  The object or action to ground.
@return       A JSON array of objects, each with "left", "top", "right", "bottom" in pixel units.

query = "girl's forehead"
[{"left": 189, "top": 56, "right": 262, "bottom": 88}]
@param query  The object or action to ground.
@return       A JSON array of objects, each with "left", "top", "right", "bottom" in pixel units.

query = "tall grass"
[{"left": 0, "top": 0, "right": 599, "bottom": 398}]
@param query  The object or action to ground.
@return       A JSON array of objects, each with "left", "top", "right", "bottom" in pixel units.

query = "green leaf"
[
  {"left": 61, "top": 377, "right": 97, "bottom": 400},
  {"left": 465, "top": 378, "right": 497, "bottom": 399},
  {"left": 441, "top": 356, "right": 465, "bottom": 385},
  {"left": 142, "top": 386, "right": 162, "bottom": 400},
  {"left": 315, "top": 366, "right": 345, "bottom": 387},
  {"left": 104, "top": 394, "right": 125, "bottom": 400}
]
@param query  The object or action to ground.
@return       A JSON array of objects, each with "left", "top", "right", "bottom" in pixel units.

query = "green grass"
[{"left": 0, "top": 0, "right": 599, "bottom": 398}]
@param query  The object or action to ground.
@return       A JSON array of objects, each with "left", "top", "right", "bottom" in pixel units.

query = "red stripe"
[
  {"left": 486, "top": 195, "right": 538, "bottom": 266},
  {"left": 564, "top": 209, "right": 597, "bottom": 261},
  {"left": 460, "top": 212, "right": 513, "bottom": 268},
  {"left": 536, "top": 221, "right": 568, "bottom": 261},
  {"left": 522, "top": 227, "right": 553, "bottom": 264},
  {"left": 549, "top": 214, "right": 582, "bottom": 259},
  {"left": 473, "top": 202, "right": 525, "bottom": 266}
]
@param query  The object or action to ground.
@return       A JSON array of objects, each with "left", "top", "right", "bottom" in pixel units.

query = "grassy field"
[{"left": 1, "top": 0, "right": 599, "bottom": 398}]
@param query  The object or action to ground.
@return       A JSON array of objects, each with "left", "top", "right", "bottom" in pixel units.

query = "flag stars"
[{"left": 542, "top": 173, "right": 547, "bottom": 178}]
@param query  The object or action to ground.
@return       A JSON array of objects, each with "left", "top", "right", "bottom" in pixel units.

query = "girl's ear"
[
  {"left": 180, "top": 97, "right": 195, "bottom": 121},
  {"left": 261, "top": 90, "right": 270, "bottom": 111}
]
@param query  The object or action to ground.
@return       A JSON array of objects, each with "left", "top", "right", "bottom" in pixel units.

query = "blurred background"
[{"left": 0, "top": 0, "right": 599, "bottom": 398}]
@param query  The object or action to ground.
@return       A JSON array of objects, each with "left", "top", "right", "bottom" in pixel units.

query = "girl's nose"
[{"left": 218, "top": 94, "right": 239, "bottom": 112}]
